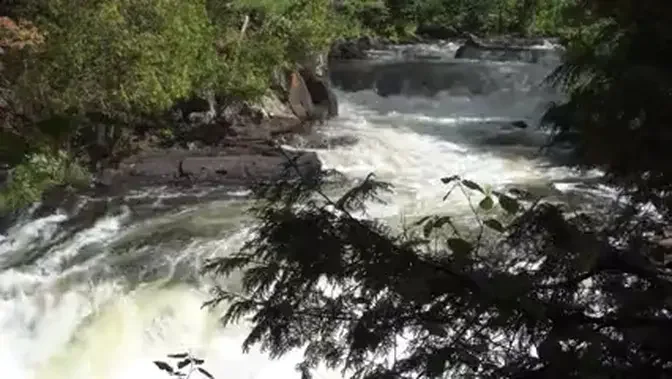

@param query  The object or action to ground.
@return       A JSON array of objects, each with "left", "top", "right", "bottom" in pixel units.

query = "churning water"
[{"left": 0, "top": 42, "right": 607, "bottom": 379}]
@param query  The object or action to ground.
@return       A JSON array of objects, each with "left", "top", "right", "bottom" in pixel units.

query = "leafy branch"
[{"left": 154, "top": 353, "right": 215, "bottom": 379}]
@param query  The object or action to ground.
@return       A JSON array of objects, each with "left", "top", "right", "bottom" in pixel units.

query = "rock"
[
  {"left": 328, "top": 36, "right": 388, "bottom": 61},
  {"left": 329, "top": 38, "right": 367, "bottom": 60},
  {"left": 32, "top": 184, "right": 81, "bottom": 219},
  {"left": 454, "top": 33, "right": 484, "bottom": 58},
  {"left": 256, "top": 92, "right": 297, "bottom": 120},
  {"left": 271, "top": 67, "right": 291, "bottom": 94},
  {"left": 300, "top": 52, "right": 330, "bottom": 78},
  {"left": 416, "top": 24, "right": 460, "bottom": 40},
  {"left": 355, "top": 36, "right": 386, "bottom": 51},
  {"left": 287, "top": 71, "right": 314, "bottom": 119},
  {"left": 57, "top": 198, "right": 112, "bottom": 233},
  {"left": 174, "top": 92, "right": 216, "bottom": 123},
  {"left": 93, "top": 145, "right": 322, "bottom": 195},
  {"left": 221, "top": 100, "right": 264, "bottom": 126},
  {"left": 299, "top": 68, "right": 338, "bottom": 118}
]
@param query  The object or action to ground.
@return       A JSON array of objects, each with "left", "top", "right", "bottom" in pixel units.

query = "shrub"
[{"left": 9, "top": 0, "right": 220, "bottom": 117}]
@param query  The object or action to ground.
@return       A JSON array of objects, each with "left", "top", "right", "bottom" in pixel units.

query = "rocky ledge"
[
  {"left": 89, "top": 59, "right": 339, "bottom": 197},
  {"left": 93, "top": 145, "right": 321, "bottom": 196},
  {"left": 0, "top": 58, "right": 342, "bottom": 233}
]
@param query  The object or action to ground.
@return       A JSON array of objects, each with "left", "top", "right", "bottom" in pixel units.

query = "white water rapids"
[{"left": 0, "top": 44, "right": 609, "bottom": 379}]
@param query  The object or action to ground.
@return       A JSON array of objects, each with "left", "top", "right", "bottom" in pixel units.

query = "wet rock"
[
  {"left": 93, "top": 145, "right": 322, "bottom": 195},
  {"left": 329, "top": 36, "right": 389, "bottom": 61},
  {"left": 329, "top": 38, "right": 367, "bottom": 60},
  {"left": 173, "top": 92, "right": 216, "bottom": 124},
  {"left": 299, "top": 68, "right": 339, "bottom": 118},
  {"left": 256, "top": 92, "right": 296, "bottom": 120},
  {"left": 58, "top": 198, "right": 111, "bottom": 232},
  {"left": 287, "top": 71, "right": 314, "bottom": 119},
  {"left": 33, "top": 184, "right": 81, "bottom": 219}
]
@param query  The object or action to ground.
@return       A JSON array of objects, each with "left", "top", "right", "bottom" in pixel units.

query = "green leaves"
[
  {"left": 440, "top": 176, "right": 524, "bottom": 220},
  {"left": 483, "top": 218, "right": 505, "bottom": 233},
  {"left": 0, "top": 150, "right": 90, "bottom": 213},
  {"left": 496, "top": 193, "right": 520, "bottom": 215},
  {"left": 153, "top": 361, "right": 173, "bottom": 373},
  {"left": 447, "top": 237, "right": 473, "bottom": 258},
  {"left": 198, "top": 367, "right": 215, "bottom": 379},
  {"left": 153, "top": 353, "right": 214, "bottom": 378},
  {"left": 421, "top": 215, "right": 457, "bottom": 238},
  {"left": 14, "top": 0, "right": 221, "bottom": 114},
  {"left": 479, "top": 195, "right": 494, "bottom": 211},
  {"left": 461, "top": 179, "right": 484, "bottom": 193}
]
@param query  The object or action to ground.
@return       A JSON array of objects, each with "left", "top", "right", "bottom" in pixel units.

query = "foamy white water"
[{"left": 0, "top": 45, "right": 602, "bottom": 379}]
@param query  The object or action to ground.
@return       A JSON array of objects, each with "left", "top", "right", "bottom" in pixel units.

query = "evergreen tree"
[{"left": 201, "top": 0, "right": 672, "bottom": 377}]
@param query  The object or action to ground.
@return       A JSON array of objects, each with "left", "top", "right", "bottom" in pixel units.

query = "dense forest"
[{"left": 3, "top": 0, "right": 672, "bottom": 378}]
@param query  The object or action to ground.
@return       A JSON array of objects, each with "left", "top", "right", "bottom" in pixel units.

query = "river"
[{"left": 0, "top": 41, "right": 609, "bottom": 379}]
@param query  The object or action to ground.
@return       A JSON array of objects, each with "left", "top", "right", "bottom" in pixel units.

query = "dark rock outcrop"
[
  {"left": 159, "top": 55, "right": 340, "bottom": 165},
  {"left": 174, "top": 93, "right": 216, "bottom": 124},
  {"left": 299, "top": 67, "right": 338, "bottom": 118},
  {"left": 329, "top": 36, "right": 387, "bottom": 61},
  {"left": 329, "top": 38, "right": 367, "bottom": 60},
  {"left": 0, "top": 56, "right": 341, "bottom": 225},
  {"left": 92, "top": 144, "right": 321, "bottom": 196}
]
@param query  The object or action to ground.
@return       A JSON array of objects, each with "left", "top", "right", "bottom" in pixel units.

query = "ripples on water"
[{"left": 0, "top": 42, "right": 614, "bottom": 379}]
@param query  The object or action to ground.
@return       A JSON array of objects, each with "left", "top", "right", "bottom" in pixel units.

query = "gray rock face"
[
  {"left": 287, "top": 71, "right": 315, "bottom": 120},
  {"left": 92, "top": 145, "right": 321, "bottom": 195}
]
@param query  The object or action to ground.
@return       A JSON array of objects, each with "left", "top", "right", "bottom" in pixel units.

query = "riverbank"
[{"left": 0, "top": 36, "right": 611, "bottom": 379}]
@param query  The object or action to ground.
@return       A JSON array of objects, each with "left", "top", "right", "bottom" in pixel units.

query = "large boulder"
[{"left": 287, "top": 71, "right": 314, "bottom": 119}]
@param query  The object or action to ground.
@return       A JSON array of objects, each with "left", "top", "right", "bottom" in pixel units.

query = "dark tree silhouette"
[
  {"left": 197, "top": 157, "right": 672, "bottom": 378},
  {"left": 153, "top": 1, "right": 672, "bottom": 378}
]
